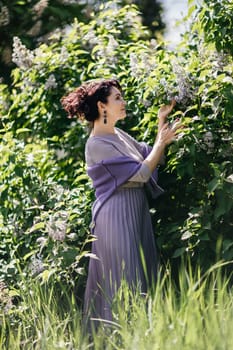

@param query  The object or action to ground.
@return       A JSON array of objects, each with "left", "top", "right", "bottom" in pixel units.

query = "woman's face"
[{"left": 104, "top": 86, "right": 126, "bottom": 122}]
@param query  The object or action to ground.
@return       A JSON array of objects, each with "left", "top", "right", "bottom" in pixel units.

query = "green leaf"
[
  {"left": 172, "top": 247, "right": 186, "bottom": 258},
  {"left": 9, "top": 289, "right": 21, "bottom": 297},
  {"left": 181, "top": 231, "right": 193, "bottom": 240},
  {"left": 23, "top": 251, "right": 37, "bottom": 261},
  {"left": 29, "top": 222, "right": 45, "bottom": 233},
  {"left": 207, "top": 178, "right": 220, "bottom": 193},
  {"left": 16, "top": 128, "right": 31, "bottom": 134},
  {"left": 40, "top": 268, "right": 57, "bottom": 283}
]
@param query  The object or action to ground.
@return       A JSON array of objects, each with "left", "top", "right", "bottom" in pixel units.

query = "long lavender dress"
[{"left": 84, "top": 128, "right": 159, "bottom": 325}]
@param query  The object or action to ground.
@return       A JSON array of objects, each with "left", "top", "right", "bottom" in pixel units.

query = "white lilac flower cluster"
[
  {"left": 44, "top": 74, "right": 58, "bottom": 90},
  {"left": 171, "top": 61, "right": 195, "bottom": 105},
  {"left": 46, "top": 211, "right": 68, "bottom": 241},
  {"left": 18, "top": 75, "right": 39, "bottom": 93},
  {"left": 36, "top": 236, "right": 47, "bottom": 250},
  {"left": 82, "top": 30, "right": 99, "bottom": 49},
  {"left": 212, "top": 51, "right": 230, "bottom": 72},
  {"left": 198, "top": 41, "right": 230, "bottom": 73},
  {"left": 55, "top": 148, "right": 68, "bottom": 160},
  {"left": 150, "top": 39, "right": 158, "bottom": 49},
  {"left": 59, "top": 46, "right": 69, "bottom": 64},
  {"left": 93, "top": 34, "right": 119, "bottom": 65},
  {"left": 29, "top": 255, "right": 45, "bottom": 276},
  {"left": 129, "top": 53, "right": 138, "bottom": 76},
  {"left": 104, "top": 35, "right": 119, "bottom": 63},
  {"left": 129, "top": 51, "right": 156, "bottom": 80},
  {"left": 202, "top": 131, "right": 215, "bottom": 154},
  {"left": 33, "top": 46, "right": 49, "bottom": 68},
  {"left": 47, "top": 27, "right": 64, "bottom": 43},
  {"left": 0, "top": 280, "right": 13, "bottom": 313},
  {"left": 124, "top": 10, "right": 139, "bottom": 26},
  {"left": 33, "top": 42, "right": 68, "bottom": 73},
  {"left": 62, "top": 0, "right": 81, "bottom": 4},
  {"left": 12, "top": 37, "right": 35, "bottom": 70},
  {"left": 0, "top": 93, "right": 10, "bottom": 112},
  {"left": 159, "top": 60, "right": 195, "bottom": 105},
  {"left": 0, "top": 5, "right": 10, "bottom": 26},
  {"left": 97, "top": 1, "right": 120, "bottom": 16},
  {"left": 63, "top": 0, "right": 98, "bottom": 4},
  {"left": 32, "top": 0, "right": 49, "bottom": 18},
  {"left": 96, "top": 2, "right": 135, "bottom": 33},
  {"left": 138, "top": 99, "right": 151, "bottom": 108},
  {"left": 197, "top": 130, "right": 215, "bottom": 155}
]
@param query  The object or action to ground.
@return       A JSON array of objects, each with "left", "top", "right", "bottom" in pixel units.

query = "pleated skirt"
[{"left": 83, "top": 186, "right": 158, "bottom": 325}]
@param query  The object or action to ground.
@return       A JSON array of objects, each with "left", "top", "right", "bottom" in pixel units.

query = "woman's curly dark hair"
[{"left": 61, "top": 78, "right": 122, "bottom": 121}]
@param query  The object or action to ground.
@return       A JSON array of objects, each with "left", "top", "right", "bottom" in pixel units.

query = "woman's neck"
[{"left": 92, "top": 120, "right": 116, "bottom": 136}]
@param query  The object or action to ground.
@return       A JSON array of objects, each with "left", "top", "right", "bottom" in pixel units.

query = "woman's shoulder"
[
  {"left": 85, "top": 132, "right": 120, "bottom": 154},
  {"left": 86, "top": 132, "right": 118, "bottom": 145},
  {"left": 85, "top": 132, "right": 125, "bottom": 165},
  {"left": 115, "top": 127, "right": 138, "bottom": 144},
  {"left": 115, "top": 127, "right": 129, "bottom": 137},
  {"left": 85, "top": 136, "right": 103, "bottom": 151},
  {"left": 85, "top": 137, "right": 108, "bottom": 165}
]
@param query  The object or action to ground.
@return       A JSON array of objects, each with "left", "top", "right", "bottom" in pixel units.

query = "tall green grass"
[{"left": 1, "top": 262, "right": 232, "bottom": 350}]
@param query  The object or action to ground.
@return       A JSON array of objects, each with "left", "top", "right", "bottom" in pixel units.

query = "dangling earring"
[{"left": 103, "top": 110, "right": 107, "bottom": 124}]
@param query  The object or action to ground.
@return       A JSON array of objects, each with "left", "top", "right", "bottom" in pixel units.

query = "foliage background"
[
  {"left": 0, "top": 0, "right": 164, "bottom": 83},
  {"left": 0, "top": 0, "right": 232, "bottom": 310}
]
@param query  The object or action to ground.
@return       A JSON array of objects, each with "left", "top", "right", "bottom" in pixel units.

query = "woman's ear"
[{"left": 97, "top": 101, "right": 106, "bottom": 114}]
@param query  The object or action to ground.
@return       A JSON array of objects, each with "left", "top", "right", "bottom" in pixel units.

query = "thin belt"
[{"left": 121, "top": 181, "right": 144, "bottom": 188}]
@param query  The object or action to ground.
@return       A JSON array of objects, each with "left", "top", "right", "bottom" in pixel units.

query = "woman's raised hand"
[
  {"left": 144, "top": 118, "right": 183, "bottom": 172},
  {"left": 144, "top": 100, "right": 183, "bottom": 172},
  {"left": 158, "top": 99, "right": 176, "bottom": 121},
  {"left": 156, "top": 119, "right": 182, "bottom": 146}
]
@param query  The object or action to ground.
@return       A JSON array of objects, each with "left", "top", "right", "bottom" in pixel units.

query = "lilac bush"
[{"left": 0, "top": 1, "right": 232, "bottom": 291}]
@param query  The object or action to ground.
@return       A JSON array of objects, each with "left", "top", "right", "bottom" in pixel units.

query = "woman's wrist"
[
  {"left": 154, "top": 138, "right": 166, "bottom": 150},
  {"left": 158, "top": 116, "right": 167, "bottom": 131},
  {"left": 144, "top": 140, "right": 165, "bottom": 172},
  {"left": 158, "top": 115, "right": 166, "bottom": 122}
]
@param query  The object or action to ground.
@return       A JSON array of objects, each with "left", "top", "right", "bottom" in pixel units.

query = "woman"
[{"left": 61, "top": 78, "right": 181, "bottom": 327}]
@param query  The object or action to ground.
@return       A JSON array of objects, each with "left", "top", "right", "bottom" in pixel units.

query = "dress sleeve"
[
  {"left": 117, "top": 128, "right": 165, "bottom": 165},
  {"left": 117, "top": 128, "right": 149, "bottom": 155},
  {"left": 129, "top": 138, "right": 165, "bottom": 166},
  {"left": 128, "top": 162, "right": 152, "bottom": 182}
]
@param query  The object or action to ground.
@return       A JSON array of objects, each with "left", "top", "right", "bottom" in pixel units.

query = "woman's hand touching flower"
[
  {"left": 157, "top": 99, "right": 176, "bottom": 135},
  {"left": 158, "top": 99, "right": 176, "bottom": 121}
]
